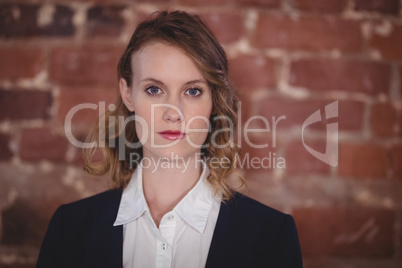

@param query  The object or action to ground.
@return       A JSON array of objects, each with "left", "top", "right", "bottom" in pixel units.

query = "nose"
[{"left": 163, "top": 99, "right": 184, "bottom": 123}]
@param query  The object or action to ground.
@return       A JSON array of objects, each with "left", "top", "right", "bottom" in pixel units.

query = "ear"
[{"left": 119, "top": 78, "right": 135, "bottom": 112}]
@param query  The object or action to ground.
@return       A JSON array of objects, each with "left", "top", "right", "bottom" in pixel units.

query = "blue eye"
[
  {"left": 185, "top": 87, "right": 202, "bottom": 96},
  {"left": 146, "top": 85, "right": 162, "bottom": 95}
]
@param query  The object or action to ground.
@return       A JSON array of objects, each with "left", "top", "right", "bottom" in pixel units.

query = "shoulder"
[
  {"left": 61, "top": 189, "right": 122, "bottom": 211},
  {"left": 228, "top": 192, "right": 284, "bottom": 214},
  {"left": 209, "top": 192, "right": 303, "bottom": 267},
  {"left": 222, "top": 192, "right": 292, "bottom": 226},
  {"left": 55, "top": 189, "right": 122, "bottom": 227},
  {"left": 37, "top": 189, "right": 124, "bottom": 267}
]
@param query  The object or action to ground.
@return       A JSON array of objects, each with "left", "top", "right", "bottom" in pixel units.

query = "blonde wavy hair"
[{"left": 84, "top": 10, "right": 245, "bottom": 200}]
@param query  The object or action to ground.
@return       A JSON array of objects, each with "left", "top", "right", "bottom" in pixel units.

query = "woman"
[{"left": 37, "top": 10, "right": 302, "bottom": 268}]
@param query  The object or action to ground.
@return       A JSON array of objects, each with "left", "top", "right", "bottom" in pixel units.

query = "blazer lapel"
[
  {"left": 205, "top": 197, "right": 239, "bottom": 268},
  {"left": 206, "top": 193, "right": 256, "bottom": 268}
]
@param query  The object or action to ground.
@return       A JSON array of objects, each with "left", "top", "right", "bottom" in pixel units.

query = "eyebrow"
[{"left": 141, "top": 78, "right": 207, "bottom": 86}]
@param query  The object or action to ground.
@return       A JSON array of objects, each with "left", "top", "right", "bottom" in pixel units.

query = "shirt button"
[
  {"left": 168, "top": 215, "right": 174, "bottom": 220},
  {"left": 161, "top": 243, "right": 167, "bottom": 250}
]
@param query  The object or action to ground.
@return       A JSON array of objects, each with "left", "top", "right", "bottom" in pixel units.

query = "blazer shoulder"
[
  {"left": 57, "top": 189, "right": 123, "bottom": 225},
  {"left": 226, "top": 192, "right": 290, "bottom": 223},
  {"left": 63, "top": 189, "right": 122, "bottom": 210},
  {"left": 37, "top": 189, "right": 124, "bottom": 268},
  {"left": 207, "top": 192, "right": 303, "bottom": 267}
]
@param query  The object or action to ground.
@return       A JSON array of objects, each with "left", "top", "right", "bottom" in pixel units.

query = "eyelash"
[
  {"left": 185, "top": 87, "right": 203, "bottom": 97},
  {"left": 145, "top": 85, "right": 203, "bottom": 97},
  {"left": 145, "top": 85, "right": 162, "bottom": 96}
]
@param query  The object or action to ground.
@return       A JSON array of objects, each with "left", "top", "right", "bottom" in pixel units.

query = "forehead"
[{"left": 131, "top": 42, "right": 204, "bottom": 81}]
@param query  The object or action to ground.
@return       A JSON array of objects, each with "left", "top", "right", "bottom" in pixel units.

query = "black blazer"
[{"left": 37, "top": 190, "right": 302, "bottom": 268}]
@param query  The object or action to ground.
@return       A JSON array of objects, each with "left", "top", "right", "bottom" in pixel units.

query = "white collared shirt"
[{"left": 113, "top": 161, "right": 222, "bottom": 268}]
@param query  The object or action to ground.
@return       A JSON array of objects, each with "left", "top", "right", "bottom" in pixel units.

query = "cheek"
[
  {"left": 134, "top": 120, "right": 144, "bottom": 142},
  {"left": 133, "top": 105, "right": 152, "bottom": 141},
  {"left": 186, "top": 100, "right": 212, "bottom": 130},
  {"left": 186, "top": 109, "right": 211, "bottom": 140},
  {"left": 188, "top": 116, "right": 210, "bottom": 130}
]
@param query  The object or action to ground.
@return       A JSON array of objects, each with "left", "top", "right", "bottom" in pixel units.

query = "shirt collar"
[
  {"left": 113, "top": 160, "right": 217, "bottom": 233},
  {"left": 113, "top": 165, "right": 147, "bottom": 226},
  {"left": 173, "top": 160, "right": 215, "bottom": 233}
]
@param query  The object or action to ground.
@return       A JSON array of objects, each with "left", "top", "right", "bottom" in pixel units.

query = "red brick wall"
[{"left": 0, "top": 0, "right": 401, "bottom": 267}]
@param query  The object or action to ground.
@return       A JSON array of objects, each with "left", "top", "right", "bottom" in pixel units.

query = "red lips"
[{"left": 158, "top": 130, "right": 186, "bottom": 141}]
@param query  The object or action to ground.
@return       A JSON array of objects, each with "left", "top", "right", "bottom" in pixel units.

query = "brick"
[
  {"left": 87, "top": 5, "right": 125, "bottom": 37},
  {"left": 229, "top": 55, "right": 276, "bottom": 92},
  {"left": 0, "top": 4, "right": 74, "bottom": 37},
  {"left": 58, "top": 86, "right": 118, "bottom": 123},
  {"left": 241, "top": 175, "right": 285, "bottom": 212},
  {"left": 71, "top": 145, "right": 105, "bottom": 167},
  {"left": 302, "top": 258, "right": 402, "bottom": 268},
  {"left": 239, "top": 135, "right": 279, "bottom": 171},
  {"left": 0, "top": 133, "right": 13, "bottom": 160},
  {"left": 0, "top": 264, "right": 35, "bottom": 268},
  {"left": 137, "top": 0, "right": 173, "bottom": 2},
  {"left": 237, "top": 94, "right": 252, "bottom": 120},
  {"left": 338, "top": 143, "right": 388, "bottom": 178},
  {"left": 355, "top": 0, "right": 400, "bottom": 15},
  {"left": 0, "top": 164, "right": 107, "bottom": 248},
  {"left": 0, "top": 161, "right": 107, "bottom": 208},
  {"left": 71, "top": 145, "right": 86, "bottom": 166},
  {"left": 401, "top": 68, "right": 402, "bottom": 95},
  {"left": 201, "top": 12, "right": 244, "bottom": 44},
  {"left": 371, "top": 24, "right": 402, "bottom": 60},
  {"left": 235, "top": 0, "right": 280, "bottom": 8},
  {"left": 39, "top": 5, "right": 75, "bottom": 36},
  {"left": 254, "top": 14, "right": 363, "bottom": 51},
  {"left": 134, "top": 11, "right": 153, "bottom": 24},
  {"left": 64, "top": 125, "right": 103, "bottom": 166},
  {"left": 0, "top": 90, "right": 52, "bottom": 120},
  {"left": 20, "top": 128, "right": 69, "bottom": 162},
  {"left": 370, "top": 103, "right": 400, "bottom": 137},
  {"left": 258, "top": 97, "right": 365, "bottom": 131},
  {"left": 289, "top": 59, "right": 391, "bottom": 95},
  {"left": 285, "top": 139, "right": 330, "bottom": 174},
  {"left": 293, "top": 207, "right": 395, "bottom": 257},
  {"left": 236, "top": 96, "right": 282, "bottom": 172},
  {"left": 50, "top": 47, "right": 122, "bottom": 86},
  {"left": 1, "top": 199, "right": 55, "bottom": 246},
  {"left": 400, "top": 211, "right": 402, "bottom": 258},
  {"left": 336, "top": 101, "right": 366, "bottom": 131},
  {"left": 391, "top": 145, "right": 402, "bottom": 178},
  {"left": 178, "top": 0, "right": 228, "bottom": 6},
  {"left": 0, "top": 4, "right": 37, "bottom": 37},
  {"left": 0, "top": 48, "right": 44, "bottom": 79},
  {"left": 294, "top": 0, "right": 347, "bottom": 13}
]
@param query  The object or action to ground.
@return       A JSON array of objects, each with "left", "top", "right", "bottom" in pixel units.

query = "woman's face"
[{"left": 120, "top": 42, "right": 213, "bottom": 161}]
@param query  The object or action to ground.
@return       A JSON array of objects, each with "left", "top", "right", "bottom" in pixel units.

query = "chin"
[{"left": 143, "top": 145, "right": 202, "bottom": 162}]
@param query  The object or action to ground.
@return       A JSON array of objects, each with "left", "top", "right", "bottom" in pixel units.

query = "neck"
[{"left": 141, "top": 153, "right": 203, "bottom": 226}]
